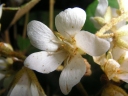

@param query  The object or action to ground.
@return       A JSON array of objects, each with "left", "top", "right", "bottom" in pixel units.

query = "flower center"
[{"left": 55, "top": 32, "right": 78, "bottom": 55}]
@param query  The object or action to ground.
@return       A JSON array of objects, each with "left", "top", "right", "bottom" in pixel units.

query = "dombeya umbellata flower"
[{"left": 24, "top": 7, "right": 110, "bottom": 94}]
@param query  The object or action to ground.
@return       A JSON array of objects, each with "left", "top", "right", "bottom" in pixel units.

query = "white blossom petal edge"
[{"left": 95, "top": 0, "right": 108, "bottom": 17}]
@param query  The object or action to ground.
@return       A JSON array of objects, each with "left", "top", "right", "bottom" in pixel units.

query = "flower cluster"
[
  {"left": 24, "top": 7, "right": 110, "bottom": 94},
  {"left": 92, "top": 0, "right": 128, "bottom": 84}
]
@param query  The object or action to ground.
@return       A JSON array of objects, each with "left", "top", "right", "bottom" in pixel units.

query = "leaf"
[
  {"left": 17, "top": 36, "right": 31, "bottom": 51},
  {"left": 1, "top": 0, "right": 40, "bottom": 32},
  {"left": 83, "top": 0, "right": 98, "bottom": 33},
  {"left": 108, "top": 0, "right": 119, "bottom": 9}
]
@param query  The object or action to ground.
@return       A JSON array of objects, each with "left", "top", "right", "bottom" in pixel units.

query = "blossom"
[
  {"left": 118, "top": 0, "right": 128, "bottom": 14},
  {"left": 93, "top": 46, "right": 128, "bottom": 83},
  {"left": 91, "top": 0, "right": 126, "bottom": 29},
  {"left": 7, "top": 67, "right": 46, "bottom": 96},
  {"left": 24, "top": 7, "right": 110, "bottom": 94}
]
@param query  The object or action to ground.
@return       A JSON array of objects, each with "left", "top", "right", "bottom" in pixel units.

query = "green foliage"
[
  {"left": 108, "top": 0, "right": 119, "bottom": 9},
  {"left": 17, "top": 36, "right": 40, "bottom": 54},
  {"left": 83, "top": 0, "right": 98, "bottom": 33},
  {"left": 17, "top": 36, "right": 30, "bottom": 51},
  {"left": 83, "top": 0, "right": 119, "bottom": 34}
]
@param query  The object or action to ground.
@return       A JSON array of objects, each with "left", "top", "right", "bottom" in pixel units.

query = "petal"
[
  {"left": 120, "top": 52, "right": 128, "bottom": 71},
  {"left": 24, "top": 50, "right": 67, "bottom": 73},
  {"left": 118, "top": 0, "right": 128, "bottom": 13},
  {"left": 117, "top": 73, "right": 128, "bottom": 83},
  {"left": 0, "top": 4, "right": 3, "bottom": 19},
  {"left": 93, "top": 54, "right": 107, "bottom": 65},
  {"left": 112, "top": 46, "right": 126, "bottom": 60},
  {"left": 55, "top": 7, "right": 86, "bottom": 38},
  {"left": 59, "top": 54, "right": 86, "bottom": 95},
  {"left": 30, "top": 83, "right": 46, "bottom": 96},
  {"left": 30, "top": 83, "right": 39, "bottom": 96},
  {"left": 90, "top": 17, "right": 103, "bottom": 29},
  {"left": 116, "top": 24, "right": 128, "bottom": 43},
  {"left": 95, "top": 0, "right": 108, "bottom": 17},
  {"left": 115, "top": 20, "right": 126, "bottom": 29},
  {"left": 111, "top": 8, "right": 118, "bottom": 17},
  {"left": 104, "top": 7, "right": 112, "bottom": 23},
  {"left": 7, "top": 73, "right": 30, "bottom": 96},
  {"left": 27, "top": 20, "right": 59, "bottom": 51},
  {"left": 75, "top": 31, "right": 110, "bottom": 56},
  {"left": 116, "top": 24, "right": 128, "bottom": 33},
  {"left": 104, "top": 59, "right": 120, "bottom": 80}
]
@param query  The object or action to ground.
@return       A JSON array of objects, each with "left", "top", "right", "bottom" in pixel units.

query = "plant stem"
[
  {"left": 49, "top": 0, "right": 55, "bottom": 31},
  {"left": 76, "top": 83, "right": 88, "bottom": 96}
]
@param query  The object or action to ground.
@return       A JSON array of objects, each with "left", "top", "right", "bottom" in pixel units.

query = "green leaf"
[
  {"left": 108, "top": 0, "right": 119, "bottom": 9},
  {"left": 83, "top": 0, "right": 98, "bottom": 34},
  {"left": 17, "top": 36, "right": 31, "bottom": 51}
]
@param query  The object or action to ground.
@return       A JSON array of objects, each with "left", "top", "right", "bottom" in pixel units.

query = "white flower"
[
  {"left": 7, "top": 67, "right": 46, "bottom": 96},
  {"left": 24, "top": 7, "right": 110, "bottom": 94},
  {"left": 94, "top": 46, "right": 128, "bottom": 83},
  {"left": 118, "top": 0, "right": 128, "bottom": 13},
  {"left": 91, "top": 0, "right": 126, "bottom": 29},
  {"left": 114, "top": 24, "right": 128, "bottom": 49}
]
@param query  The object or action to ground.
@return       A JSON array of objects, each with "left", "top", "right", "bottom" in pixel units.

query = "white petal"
[
  {"left": 111, "top": 8, "right": 118, "bottom": 17},
  {"left": 115, "top": 20, "right": 126, "bottom": 29},
  {"left": 30, "top": 83, "right": 46, "bottom": 96},
  {"left": 116, "top": 24, "right": 128, "bottom": 33},
  {"left": 93, "top": 54, "right": 107, "bottom": 65},
  {"left": 8, "top": 73, "right": 30, "bottom": 96},
  {"left": 30, "top": 83, "right": 39, "bottom": 96},
  {"left": 95, "top": 0, "right": 108, "bottom": 16},
  {"left": 55, "top": 7, "right": 86, "bottom": 38},
  {"left": 118, "top": 0, "right": 128, "bottom": 12},
  {"left": 104, "top": 59, "right": 120, "bottom": 80},
  {"left": 90, "top": 17, "right": 103, "bottom": 29},
  {"left": 75, "top": 31, "right": 110, "bottom": 56},
  {"left": 27, "top": 20, "right": 59, "bottom": 51},
  {"left": 117, "top": 73, "right": 128, "bottom": 83},
  {"left": 24, "top": 50, "right": 67, "bottom": 73},
  {"left": 0, "top": 4, "right": 3, "bottom": 19},
  {"left": 59, "top": 54, "right": 86, "bottom": 95},
  {"left": 112, "top": 47, "right": 126, "bottom": 60},
  {"left": 119, "top": 53, "right": 128, "bottom": 71},
  {"left": 123, "top": 0, "right": 128, "bottom": 12}
]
